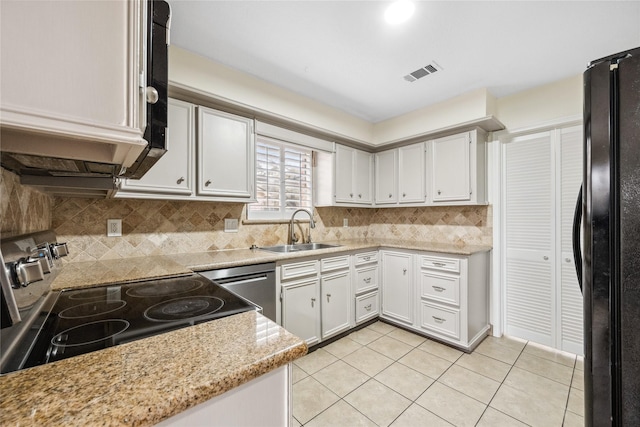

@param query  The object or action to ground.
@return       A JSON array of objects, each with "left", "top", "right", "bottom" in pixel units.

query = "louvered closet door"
[
  {"left": 504, "top": 131, "right": 555, "bottom": 346},
  {"left": 558, "top": 126, "right": 583, "bottom": 354}
]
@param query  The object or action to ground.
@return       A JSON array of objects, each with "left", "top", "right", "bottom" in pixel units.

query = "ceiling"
[{"left": 167, "top": 1, "right": 640, "bottom": 123}]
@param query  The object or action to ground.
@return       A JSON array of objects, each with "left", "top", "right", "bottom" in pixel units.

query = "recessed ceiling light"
[{"left": 385, "top": 0, "right": 415, "bottom": 25}]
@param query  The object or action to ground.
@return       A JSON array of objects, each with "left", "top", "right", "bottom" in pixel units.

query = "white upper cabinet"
[
  {"left": 374, "top": 149, "right": 398, "bottom": 204},
  {"left": 398, "top": 142, "right": 426, "bottom": 204},
  {"left": 431, "top": 129, "right": 487, "bottom": 205},
  {"left": 116, "top": 100, "right": 255, "bottom": 202},
  {"left": 197, "top": 106, "right": 254, "bottom": 199},
  {"left": 119, "top": 99, "right": 194, "bottom": 195},
  {"left": 334, "top": 145, "right": 373, "bottom": 205},
  {"left": 0, "top": 0, "right": 147, "bottom": 167}
]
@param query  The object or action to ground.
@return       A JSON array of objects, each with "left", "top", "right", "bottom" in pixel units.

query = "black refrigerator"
[{"left": 576, "top": 46, "right": 640, "bottom": 426}]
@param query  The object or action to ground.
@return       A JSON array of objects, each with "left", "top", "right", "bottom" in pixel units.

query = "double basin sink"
[{"left": 260, "top": 243, "right": 340, "bottom": 253}]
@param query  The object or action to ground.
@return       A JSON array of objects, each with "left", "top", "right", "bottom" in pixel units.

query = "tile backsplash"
[
  {"left": 0, "top": 167, "right": 52, "bottom": 236},
  {"left": 1, "top": 167, "right": 491, "bottom": 262}
]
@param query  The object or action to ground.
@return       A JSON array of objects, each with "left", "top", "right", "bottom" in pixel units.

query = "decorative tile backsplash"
[
  {"left": 0, "top": 167, "right": 491, "bottom": 262},
  {"left": 0, "top": 167, "right": 52, "bottom": 236}
]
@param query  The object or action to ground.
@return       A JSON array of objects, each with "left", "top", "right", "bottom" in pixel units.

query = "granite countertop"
[
  {"left": 0, "top": 311, "right": 307, "bottom": 426},
  {"left": 1, "top": 238, "right": 489, "bottom": 425}
]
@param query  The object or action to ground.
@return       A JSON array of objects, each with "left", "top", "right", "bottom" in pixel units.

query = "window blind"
[{"left": 249, "top": 137, "right": 313, "bottom": 220}]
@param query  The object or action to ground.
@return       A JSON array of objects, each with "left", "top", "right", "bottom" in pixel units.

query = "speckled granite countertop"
[
  {"left": 0, "top": 311, "right": 307, "bottom": 426},
  {"left": 1, "top": 238, "right": 489, "bottom": 426}
]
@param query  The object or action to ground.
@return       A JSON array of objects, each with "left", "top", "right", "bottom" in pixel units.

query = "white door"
[
  {"left": 321, "top": 270, "right": 351, "bottom": 339},
  {"left": 282, "top": 278, "right": 320, "bottom": 346},
  {"left": 432, "top": 132, "right": 471, "bottom": 202},
  {"left": 375, "top": 150, "right": 398, "bottom": 204},
  {"left": 502, "top": 125, "right": 584, "bottom": 353},
  {"left": 399, "top": 142, "right": 425, "bottom": 203},
  {"left": 381, "top": 251, "right": 413, "bottom": 324},
  {"left": 503, "top": 131, "right": 555, "bottom": 346},
  {"left": 197, "top": 106, "right": 253, "bottom": 198},
  {"left": 558, "top": 125, "right": 584, "bottom": 354}
]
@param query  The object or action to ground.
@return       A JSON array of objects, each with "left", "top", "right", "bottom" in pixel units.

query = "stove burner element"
[
  {"left": 144, "top": 296, "right": 224, "bottom": 322},
  {"left": 58, "top": 300, "right": 126, "bottom": 319},
  {"left": 126, "top": 279, "right": 205, "bottom": 298},
  {"left": 51, "top": 319, "right": 130, "bottom": 348},
  {"left": 68, "top": 287, "right": 120, "bottom": 301}
]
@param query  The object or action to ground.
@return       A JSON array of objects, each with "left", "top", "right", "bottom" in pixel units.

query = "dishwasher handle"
[{"left": 213, "top": 273, "right": 268, "bottom": 286}]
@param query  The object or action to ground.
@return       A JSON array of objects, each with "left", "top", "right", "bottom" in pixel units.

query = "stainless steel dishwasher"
[{"left": 198, "top": 263, "right": 276, "bottom": 322}]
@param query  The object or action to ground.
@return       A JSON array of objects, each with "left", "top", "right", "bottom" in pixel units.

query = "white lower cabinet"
[
  {"left": 381, "top": 249, "right": 489, "bottom": 351},
  {"left": 279, "top": 255, "right": 350, "bottom": 345},
  {"left": 281, "top": 277, "right": 320, "bottom": 346},
  {"left": 380, "top": 250, "right": 414, "bottom": 325}
]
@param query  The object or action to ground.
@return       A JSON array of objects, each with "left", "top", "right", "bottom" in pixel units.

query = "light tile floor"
[{"left": 292, "top": 321, "right": 584, "bottom": 427}]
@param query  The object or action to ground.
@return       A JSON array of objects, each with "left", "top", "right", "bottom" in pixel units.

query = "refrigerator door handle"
[{"left": 572, "top": 184, "right": 583, "bottom": 293}]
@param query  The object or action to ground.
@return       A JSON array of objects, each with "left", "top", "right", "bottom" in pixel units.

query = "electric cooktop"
[{"left": 12, "top": 274, "right": 256, "bottom": 372}]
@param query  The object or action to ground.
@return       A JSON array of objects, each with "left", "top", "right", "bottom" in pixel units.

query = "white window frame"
[{"left": 248, "top": 136, "right": 313, "bottom": 220}]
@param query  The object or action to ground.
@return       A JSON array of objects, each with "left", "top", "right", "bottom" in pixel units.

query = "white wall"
[
  {"left": 495, "top": 74, "right": 583, "bottom": 131},
  {"left": 169, "top": 46, "right": 374, "bottom": 144}
]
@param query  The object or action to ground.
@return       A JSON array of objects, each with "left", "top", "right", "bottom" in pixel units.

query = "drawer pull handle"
[
  {"left": 432, "top": 316, "right": 446, "bottom": 323},
  {"left": 177, "top": 177, "right": 185, "bottom": 184},
  {"left": 363, "top": 277, "right": 372, "bottom": 284},
  {"left": 432, "top": 286, "right": 446, "bottom": 292},
  {"left": 365, "top": 304, "right": 372, "bottom": 311},
  {"left": 432, "top": 262, "right": 447, "bottom": 267},
  {"left": 363, "top": 256, "right": 371, "bottom": 261}
]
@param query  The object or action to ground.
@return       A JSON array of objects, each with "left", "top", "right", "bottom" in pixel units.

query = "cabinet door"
[
  {"left": 398, "top": 142, "right": 425, "bottom": 203},
  {"left": 334, "top": 145, "right": 355, "bottom": 203},
  {"left": 432, "top": 133, "right": 471, "bottom": 202},
  {"left": 321, "top": 270, "right": 351, "bottom": 339},
  {"left": 375, "top": 150, "right": 398, "bottom": 204},
  {"left": 353, "top": 150, "right": 373, "bottom": 204},
  {"left": 282, "top": 278, "right": 320, "bottom": 346},
  {"left": 198, "top": 107, "right": 254, "bottom": 199},
  {"left": 381, "top": 251, "right": 413, "bottom": 324},
  {"left": 119, "top": 98, "right": 193, "bottom": 195}
]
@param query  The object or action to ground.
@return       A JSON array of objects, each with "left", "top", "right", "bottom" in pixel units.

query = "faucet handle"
[{"left": 292, "top": 232, "right": 299, "bottom": 244}]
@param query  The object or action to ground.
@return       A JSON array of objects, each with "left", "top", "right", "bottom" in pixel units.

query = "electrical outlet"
[
  {"left": 107, "top": 219, "right": 122, "bottom": 237},
  {"left": 343, "top": 218, "right": 348, "bottom": 227},
  {"left": 224, "top": 218, "right": 239, "bottom": 233}
]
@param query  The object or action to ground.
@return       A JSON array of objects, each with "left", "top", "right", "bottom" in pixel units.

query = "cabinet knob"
[
  {"left": 350, "top": 193, "right": 353, "bottom": 198},
  {"left": 543, "top": 256, "right": 549, "bottom": 260},
  {"left": 565, "top": 258, "right": 571, "bottom": 263},
  {"left": 177, "top": 177, "right": 185, "bottom": 184},
  {"left": 358, "top": 194, "right": 362, "bottom": 198},
  {"left": 205, "top": 180, "right": 212, "bottom": 187},
  {"left": 403, "top": 268, "right": 407, "bottom": 274},
  {"left": 437, "top": 190, "right": 441, "bottom": 195},
  {"left": 311, "top": 297, "right": 316, "bottom": 307},
  {"left": 389, "top": 193, "right": 393, "bottom": 198},
  {"left": 402, "top": 193, "right": 406, "bottom": 197},
  {"left": 326, "top": 293, "right": 331, "bottom": 302}
]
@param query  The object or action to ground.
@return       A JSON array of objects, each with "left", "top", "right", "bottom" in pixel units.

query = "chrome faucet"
[{"left": 289, "top": 209, "right": 316, "bottom": 244}]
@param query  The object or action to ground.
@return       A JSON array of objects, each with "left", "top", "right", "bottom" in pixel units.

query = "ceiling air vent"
[{"left": 403, "top": 61, "right": 442, "bottom": 82}]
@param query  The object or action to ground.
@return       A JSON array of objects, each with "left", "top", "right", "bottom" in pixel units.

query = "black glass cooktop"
[{"left": 21, "top": 274, "right": 256, "bottom": 370}]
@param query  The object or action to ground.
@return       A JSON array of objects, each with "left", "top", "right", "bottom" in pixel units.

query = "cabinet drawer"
[
  {"left": 355, "top": 265, "right": 378, "bottom": 294},
  {"left": 281, "top": 260, "right": 319, "bottom": 281},
  {"left": 420, "top": 271, "right": 460, "bottom": 306},
  {"left": 354, "top": 251, "right": 378, "bottom": 266},
  {"left": 355, "top": 291, "right": 379, "bottom": 323},
  {"left": 421, "top": 255, "right": 460, "bottom": 273},
  {"left": 420, "top": 302, "right": 460, "bottom": 340},
  {"left": 320, "top": 255, "right": 350, "bottom": 272}
]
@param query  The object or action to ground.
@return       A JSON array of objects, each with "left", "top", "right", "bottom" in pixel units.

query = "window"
[{"left": 248, "top": 136, "right": 313, "bottom": 220}]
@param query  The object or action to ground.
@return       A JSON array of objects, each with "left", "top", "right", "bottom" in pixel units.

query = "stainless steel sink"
[{"left": 259, "top": 243, "right": 341, "bottom": 253}]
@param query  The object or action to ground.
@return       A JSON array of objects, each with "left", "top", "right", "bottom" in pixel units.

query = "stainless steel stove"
[{"left": 1, "top": 231, "right": 256, "bottom": 374}]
